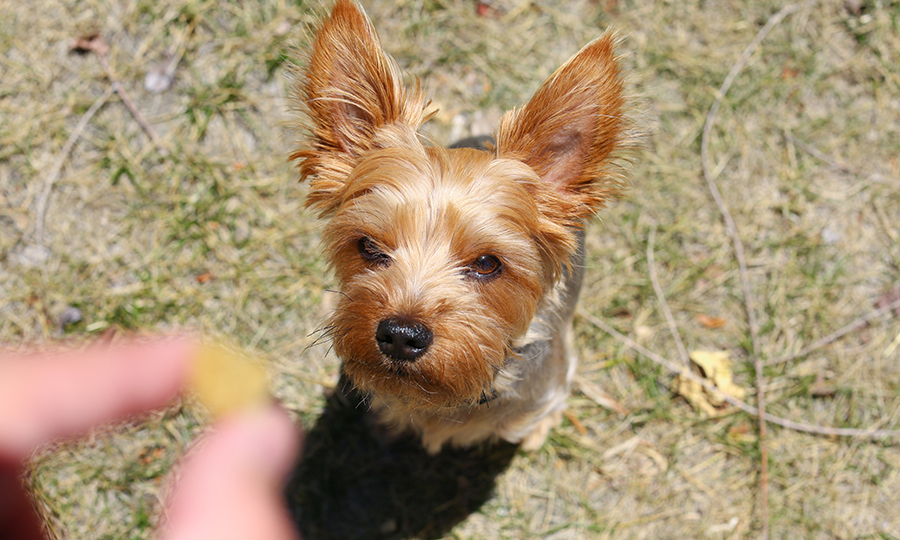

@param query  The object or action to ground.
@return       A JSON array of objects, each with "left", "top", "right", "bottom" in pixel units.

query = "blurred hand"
[
  {"left": 0, "top": 338, "right": 301, "bottom": 540},
  {"left": 159, "top": 406, "right": 300, "bottom": 540}
]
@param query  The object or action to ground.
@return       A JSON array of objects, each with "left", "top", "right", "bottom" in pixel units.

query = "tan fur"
[{"left": 291, "top": 0, "right": 636, "bottom": 452}]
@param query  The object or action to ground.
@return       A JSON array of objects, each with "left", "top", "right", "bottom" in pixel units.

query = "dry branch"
[
  {"left": 34, "top": 85, "right": 116, "bottom": 246},
  {"left": 647, "top": 227, "right": 691, "bottom": 369},
  {"left": 699, "top": 2, "right": 817, "bottom": 535},
  {"left": 766, "top": 296, "right": 900, "bottom": 366},
  {"left": 579, "top": 307, "right": 900, "bottom": 440}
]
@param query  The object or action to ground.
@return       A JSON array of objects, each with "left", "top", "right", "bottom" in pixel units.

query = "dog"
[{"left": 291, "top": 0, "right": 636, "bottom": 454}]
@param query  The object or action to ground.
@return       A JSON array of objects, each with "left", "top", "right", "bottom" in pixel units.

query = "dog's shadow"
[{"left": 284, "top": 374, "right": 520, "bottom": 540}]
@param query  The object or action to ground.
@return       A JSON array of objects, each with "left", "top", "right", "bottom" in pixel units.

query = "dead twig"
[
  {"left": 646, "top": 227, "right": 691, "bottom": 368},
  {"left": 73, "top": 34, "right": 167, "bottom": 155},
  {"left": 579, "top": 307, "right": 900, "bottom": 440},
  {"left": 766, "top": 296, "right": 900, "bottom": 366},
  {"left": 699, "top": 3, "right": 815, "bottom": 535},
  {"left": 784, "top": 133, "right": 856, "bottom": 175},
  {"left": 34, "top": 85, "right": 116, "bottom": 246}
]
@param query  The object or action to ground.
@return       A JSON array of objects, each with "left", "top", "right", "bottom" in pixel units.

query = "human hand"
[
  {"left": 0, "top": 338, "right": 301, "bottom": 540},
  {"left": 159, "top": 406, "right": 300, "bottom": 540}
]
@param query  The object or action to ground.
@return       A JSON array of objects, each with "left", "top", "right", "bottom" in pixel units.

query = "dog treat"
[{"left": 190, "top": 343, "right": 269, "bottom": 418}]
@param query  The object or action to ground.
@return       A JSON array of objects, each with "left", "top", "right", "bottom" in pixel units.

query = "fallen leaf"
[
  {"left": 71, "top": 34, "right": 109, "bottom": 56},
  {"left": 476, "top": 1, "right": 501, "bottom": 18},
  {"left": 696, "top": 314, "right": 727, "bottom": 329},
  {"left": 781, "top": 64, "right": 799, "bottom": 80},
  {"left": 673, "top": 350, "right": 747, "bottom": 416},
  {"left": 726, "top": 421, "right": 756, "bottom": 444},
  {"left": 690, "top": 350, "right": 747, "bottom": 402},
  {"left": 672, "top": 375, "right": 717, "bottom": 416},
  {"left": 196, "top": 271, "right": 214, "bottom": 283}
]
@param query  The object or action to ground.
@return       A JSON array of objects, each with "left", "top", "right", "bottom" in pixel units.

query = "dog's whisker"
[{"left": 323, "top": 288, "right": 354, "bottom": 301}]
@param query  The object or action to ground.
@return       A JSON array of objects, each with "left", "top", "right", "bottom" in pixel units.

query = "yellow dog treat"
[{"left": 190, "top": 343, "right": 269, "bottom": 418}]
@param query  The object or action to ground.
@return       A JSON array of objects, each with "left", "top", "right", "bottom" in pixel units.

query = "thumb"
[{"left": 159, "top": 405, "right": 302, "bottom": 540}]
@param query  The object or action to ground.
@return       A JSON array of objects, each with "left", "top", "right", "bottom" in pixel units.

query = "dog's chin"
[{"left": 342, "top": 356, "right": 492, "bottom": 412}]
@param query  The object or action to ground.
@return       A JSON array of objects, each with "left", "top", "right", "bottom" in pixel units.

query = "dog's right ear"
[{"left": 291, "top": 0, "right": 428, "bottom": 215}]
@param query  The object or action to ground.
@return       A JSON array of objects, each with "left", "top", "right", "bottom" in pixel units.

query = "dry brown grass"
[{"left": 2, "top": 0, "right": 899, "bottom": 538}]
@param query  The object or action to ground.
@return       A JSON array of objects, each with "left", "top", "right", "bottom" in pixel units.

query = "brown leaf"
[
  {"left": 697, "top": 314, "right": 727, "bottom": 329},
  {"left": 71, "top": 34, "right": 109, "bottom": 56},
  {"left": 781, "top": 64, "right": 799, "bottom": 80},
  {"left": 476, "top": 1, "right": 501, "bottom": 18}
]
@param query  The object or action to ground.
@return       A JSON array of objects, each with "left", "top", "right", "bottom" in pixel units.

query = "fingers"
[
  {"left": 0, "top": 337, "right": 195, "bottom": 458},
  {"left": 0, "top": 465, "right": 46, "bottom": 540},
  {"left": 0, "top": 338, "right": 303, "bottom": 540},
  {"left": 159, "top": 405, "right": 303, "bottom": 540}
]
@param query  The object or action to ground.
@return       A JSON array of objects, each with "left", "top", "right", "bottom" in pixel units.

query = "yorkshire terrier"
[{"left": 292, "top": 0, "right": 636, "bottom": 454}]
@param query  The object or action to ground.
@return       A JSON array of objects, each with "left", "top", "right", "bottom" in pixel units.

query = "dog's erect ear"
[
  {"left": 496, "top": 34, "right": 633, "bottom": 227},
  {"left": 292, "top": 0, "right": 428, "bottom": 214}
]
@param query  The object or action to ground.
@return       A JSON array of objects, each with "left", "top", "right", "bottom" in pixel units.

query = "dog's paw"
[{"left": 518, "top": 409, "right": 564, "bottom": 451}]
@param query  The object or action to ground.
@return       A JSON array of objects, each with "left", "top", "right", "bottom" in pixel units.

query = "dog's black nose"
[{"left": 376, "top": 317, "right": 432, "bottom": 361}]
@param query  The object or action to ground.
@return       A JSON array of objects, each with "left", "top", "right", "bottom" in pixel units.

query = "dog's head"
[{"left": 292, "top": 0, "right": 633, "bottom": 410}]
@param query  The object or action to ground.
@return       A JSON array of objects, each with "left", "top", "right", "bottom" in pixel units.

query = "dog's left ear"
[
  {"left": 291, "top": 0, "right": 428, "bottom": 215},
  {"left": 496, "top": 33, "right": 633, "bottom": 227}
]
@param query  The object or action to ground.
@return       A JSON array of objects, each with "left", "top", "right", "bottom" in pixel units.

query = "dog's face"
[
  {"left": 293, "top": 0, "right": 631, "bottom": 410},
  {"left": 322, "top": 139, "right": 564, "bottom": 409}
]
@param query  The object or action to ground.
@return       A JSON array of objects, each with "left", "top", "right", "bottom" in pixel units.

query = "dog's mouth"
[
  {"left": 330, "top": 308, "right": 516, "bottom": 411},
  {"left": 342, "top": 353, "right": 503, "bottom": 411}
]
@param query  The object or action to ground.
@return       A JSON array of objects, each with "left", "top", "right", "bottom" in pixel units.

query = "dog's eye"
[
  {"left": 468, "top": 255, "right": 502, "bottom": 280},
  {"left": 357, "top": 237, "right": 390, "bottom": 266}
]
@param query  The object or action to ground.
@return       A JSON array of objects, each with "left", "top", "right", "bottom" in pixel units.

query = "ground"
[{"left": 1, "top": 0, "right": 899, "bottom": 538}]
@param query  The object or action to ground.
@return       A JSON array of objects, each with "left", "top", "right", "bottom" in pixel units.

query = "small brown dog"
[{"left": 292, "top": 0, "right": 636, "bottom": 453}]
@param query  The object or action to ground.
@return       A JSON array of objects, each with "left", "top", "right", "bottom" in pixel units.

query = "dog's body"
[{"left": 292, "top": 0, "right": 635, "bottom": 453}]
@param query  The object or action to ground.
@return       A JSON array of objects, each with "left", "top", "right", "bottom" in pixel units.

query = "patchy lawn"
[{"left": 1, "top": 0, "right": 899, "bottom": 538}]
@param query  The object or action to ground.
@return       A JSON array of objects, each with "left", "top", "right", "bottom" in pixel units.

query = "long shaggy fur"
[{"left": 291, "top": 0, "right": 638, "bottom": 453}]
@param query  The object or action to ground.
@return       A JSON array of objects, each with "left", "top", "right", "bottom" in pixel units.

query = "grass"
[{"left": 2, "top": 0, "right": 900, "bottom": 538}]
